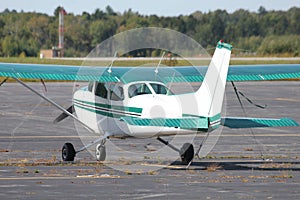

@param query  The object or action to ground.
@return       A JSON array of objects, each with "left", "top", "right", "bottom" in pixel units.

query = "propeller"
[{"left": 53, "top": 105, "right": 74, "bottom": 124}]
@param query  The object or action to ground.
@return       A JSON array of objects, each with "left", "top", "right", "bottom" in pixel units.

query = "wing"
[
  {"left": 0, "top": 62, "right": 300, "bottom": 83},
  {"left": 0, "top": 63, "right": 121, "bottom": 82},
  {"left": 0, "top": 62, "right": 204, "bottom": 83},
  {"left": 227, "top": 64, "right": 300, "bottom": 81},
  {"left": 166, "top": 64, "right": 300, "bottom": 82}
]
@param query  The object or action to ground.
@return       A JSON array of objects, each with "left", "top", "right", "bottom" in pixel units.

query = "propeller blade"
[{"left": 53, "top": 105, "right": 74, "bottom": 124}]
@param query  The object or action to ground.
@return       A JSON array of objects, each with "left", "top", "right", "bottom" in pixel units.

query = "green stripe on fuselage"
[
  {"left": 74, "top": 104, "right": 124, "bottom": 118},
  {"left": 73, "top": 99, "right": 142, "bottom": 113}
]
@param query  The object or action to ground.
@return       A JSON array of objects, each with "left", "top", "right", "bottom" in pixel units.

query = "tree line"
[{"left": 0, "top": 6, "right": 299, "bottom": 57}]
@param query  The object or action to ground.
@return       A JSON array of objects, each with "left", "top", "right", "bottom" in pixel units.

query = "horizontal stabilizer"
[
  {"left": 121, "top": 116, "right": 208, "bottom": 129},
  {"left": 221, "top": 117, "right": 299, "bottom": 129}
]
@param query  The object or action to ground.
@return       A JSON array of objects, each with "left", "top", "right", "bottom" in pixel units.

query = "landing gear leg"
[{"left": 96, "top": 139, "right": 106, "bottom": 161}]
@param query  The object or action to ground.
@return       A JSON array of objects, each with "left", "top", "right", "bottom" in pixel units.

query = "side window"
[
  {"left": 109, "top": 84, "right": 124, "bottom": 101},
  {"left": 128, "top": 83, "right": 151, "bottom": 98},
  {"left": 95, "top": 82, "right": 108, "bottom": 99}
]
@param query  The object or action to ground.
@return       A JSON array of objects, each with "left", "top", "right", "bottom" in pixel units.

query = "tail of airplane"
[
  {"left": 123, "top": 40, "right": 232, "bottom": 130},
  {"left": 194, "top": 40, "right": 232, "bottom": 123}
]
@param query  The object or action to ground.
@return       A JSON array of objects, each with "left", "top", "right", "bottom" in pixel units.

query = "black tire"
[
  {"left": 180, "top": 143, "right": 194, "bottom": 165},
  {"left": 62, "top": 143, "right": 76, "bottom": 161}
]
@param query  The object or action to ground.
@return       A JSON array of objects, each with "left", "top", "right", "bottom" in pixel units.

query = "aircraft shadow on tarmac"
[{"left": 170, "top": 160, "right": 300, "bottom": 171}]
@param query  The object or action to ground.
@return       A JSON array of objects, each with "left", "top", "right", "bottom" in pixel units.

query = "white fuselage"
[
  {"left": 73, "top": 81, "right": 197, "bottom": 138},
  {"left": 73, "top": 42, "right": 232, "bottom": 138}
]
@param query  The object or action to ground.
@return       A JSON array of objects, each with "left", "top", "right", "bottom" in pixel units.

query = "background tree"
[{"left": 0, "top": 6, "right": 299, "bottom": 57}]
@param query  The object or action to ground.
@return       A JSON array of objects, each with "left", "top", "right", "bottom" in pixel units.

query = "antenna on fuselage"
[
  {"left": 154, "top": 51, "right": 165, "bottom": 74},
  {"left": 107, "top": 51, "right": 118, "bottom": 74}
]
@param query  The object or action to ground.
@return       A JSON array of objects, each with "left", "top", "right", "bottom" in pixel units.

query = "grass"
[
  {"left": 0, "top": 57, "right": 198, "bottom": 66},
  {"left": 206, "top": 163, "right": 222, "bottom": 172},
  {"left": 0, "top": 57, "right": 300, "bottom": 66},
  {"left": 0, "top": 57, "right": 83, "bottom": 66}
]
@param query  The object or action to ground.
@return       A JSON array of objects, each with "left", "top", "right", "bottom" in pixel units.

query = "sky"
[{"left": 0, "top": 0, "right": 299, "bottom": 16}]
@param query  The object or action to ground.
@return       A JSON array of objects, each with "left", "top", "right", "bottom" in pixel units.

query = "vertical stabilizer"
[{"left": 196, "top": 40, "right": 232, "bottom": 118}]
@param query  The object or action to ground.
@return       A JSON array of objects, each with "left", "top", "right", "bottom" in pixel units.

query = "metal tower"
[{"left": 58, "top": 7, "right": 66, "bottom": 56}]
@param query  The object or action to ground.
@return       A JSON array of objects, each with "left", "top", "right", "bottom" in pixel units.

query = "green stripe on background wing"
[
  {"left": 0, "top": 63, "right": 119, "bottom": 82},
  {"left": 227, "top": 64, "right": 300, "bottom": 81},
  {"left": 1, "top": 63, "right": 299, "bottom": 83},
  {"left": 0, "top": 63, "right": 207, "bottom": 83},
  {"left": 164, "top": 64, "right": 300, "bottom": 82}
]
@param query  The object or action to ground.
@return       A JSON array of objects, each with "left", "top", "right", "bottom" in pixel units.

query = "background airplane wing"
[
  {"left": 0, "top": 63, "right": 300, "bottom": 83},
  {"left": 0, "top": 62, "right": 206, "bottom": 83},
  {"left": 0, "top": 63, "right": 119, "bottom": 82},
  {"left": 227, "top": 64, "right": 300, "bottom": 81},
  {"left": 165, "top": 64, "right": 300, "bottom": 82}
]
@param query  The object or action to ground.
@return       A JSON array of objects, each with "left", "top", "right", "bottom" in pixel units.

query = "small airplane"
[{"left": 0, "top": 40, "right": 300, "bottom": 165}]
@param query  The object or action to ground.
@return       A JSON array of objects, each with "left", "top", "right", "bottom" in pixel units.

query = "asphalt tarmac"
[{"left": 0, "top": 81, "right": 300, "bottom": 199}]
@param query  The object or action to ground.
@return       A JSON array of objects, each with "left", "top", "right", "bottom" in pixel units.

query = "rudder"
[{"left": 196, "top": 40, "right": 232, "bottom": 118}]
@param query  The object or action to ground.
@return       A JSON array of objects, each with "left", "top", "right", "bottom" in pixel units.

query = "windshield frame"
[{"left": 126, "top": 81, "right": 173, "bottom": 98}]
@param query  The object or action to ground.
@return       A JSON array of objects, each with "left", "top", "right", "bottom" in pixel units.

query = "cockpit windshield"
[
  {"left": 128, "top": 82, "right": 173, "bottom": 98},
  {"left": 150, "top": 83, "right": 173, "bottom": 95},
  {"left": 128, "top": 83, "right": 152, "bottom": 98}
]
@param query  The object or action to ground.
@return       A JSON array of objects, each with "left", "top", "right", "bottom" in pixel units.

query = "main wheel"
[
  {"left": 62, "top": 143, "right": 76, "bottom": 161},
  {"left": 179, "top": 143, "right": 194, "bottom": 165},
  {"left": 96, "top": 144, "right": 106, "bottom": 161}
]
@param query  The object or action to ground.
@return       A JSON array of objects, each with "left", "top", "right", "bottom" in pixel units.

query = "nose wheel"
[
  {"left": 96, "top": 143, "right": 106, "bottom": 161},
  {"left": 62, "top": 143, "right": 76, "bottom": 161}
]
